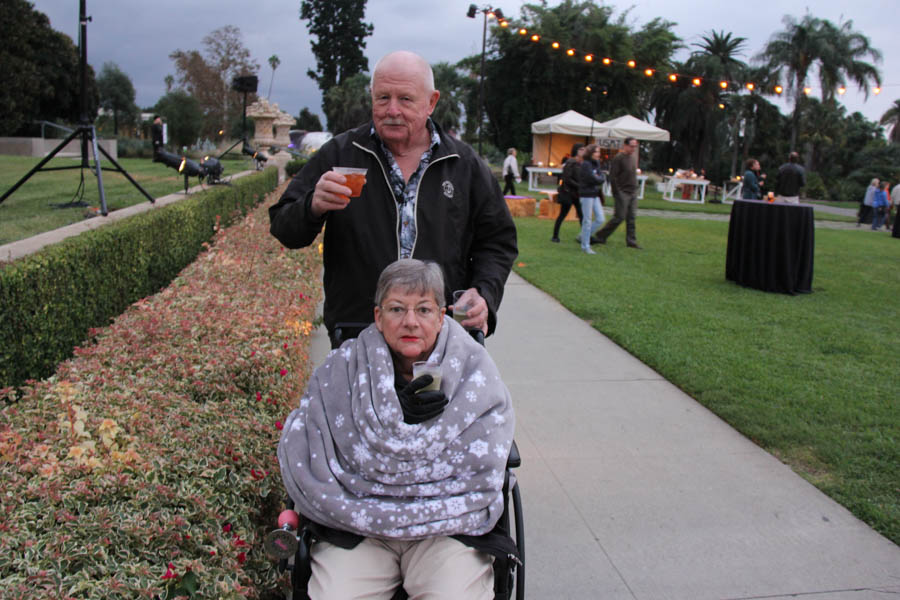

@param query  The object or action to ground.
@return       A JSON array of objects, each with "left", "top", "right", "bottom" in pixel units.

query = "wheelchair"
[{"left": 268, "top": 323, "right": 525, "bottom": 600}]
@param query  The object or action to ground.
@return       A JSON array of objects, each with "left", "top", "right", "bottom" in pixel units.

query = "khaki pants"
[{"left": 309, "top": 536, "right": 494, "bottom": 600}]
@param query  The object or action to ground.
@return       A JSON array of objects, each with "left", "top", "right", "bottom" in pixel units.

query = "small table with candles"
[{"left": 662, "top": 176, "right": 710, "bottom": 204}]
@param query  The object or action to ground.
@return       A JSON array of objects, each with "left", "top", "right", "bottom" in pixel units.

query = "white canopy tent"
[
  {"left": 530, "top": 110, "right": 609, "bottom": 167},
  {"left": 597, "top": 114, "right": 670, "bottom": 142}
]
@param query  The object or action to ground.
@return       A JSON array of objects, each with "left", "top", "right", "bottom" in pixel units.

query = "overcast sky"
[{"left": 33, "top": 0, "right": 898, "bottom": 133}]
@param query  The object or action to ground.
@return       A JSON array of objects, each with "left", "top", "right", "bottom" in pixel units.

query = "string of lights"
[{"left": 479, "top": 12, "right": 887, "bottom": 100}]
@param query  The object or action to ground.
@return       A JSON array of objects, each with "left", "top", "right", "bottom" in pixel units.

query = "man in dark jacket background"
[
  {"left": 269, "top": 51, "right": 517, "bottom": 347},
  {"left": 591, "top": 137, "right": 641, "bottom": 249},
  {"left": 775, "top": 152, "right": 806, "bottom": 203}
]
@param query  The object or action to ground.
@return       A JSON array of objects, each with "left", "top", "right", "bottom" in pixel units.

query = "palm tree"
[
  {"left": 879, "top": 99, "right": 900, "bottom": 144},
  {"left": 267, "top": 54, "right": 281, "bottom": 99},
  {"left": 758, "top": 14, "right": 882, "bottom": 151}
]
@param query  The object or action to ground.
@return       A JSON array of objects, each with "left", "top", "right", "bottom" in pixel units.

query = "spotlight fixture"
[
  {"left": 157, "top": 149, "right": 208, "bottom": 193},
  {"left": 242, "top": 140, "right": 269, "bottom": 170},
  {"left": 200, "top": 156, "right": 224, "bottom": 183},
  {"left": 467, "top": 4, "right": 477, "bottom": 18}
]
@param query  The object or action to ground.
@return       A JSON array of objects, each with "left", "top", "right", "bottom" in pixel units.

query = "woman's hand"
[{"left": 398, "top": 375, "right": 449, "bottom": 424}]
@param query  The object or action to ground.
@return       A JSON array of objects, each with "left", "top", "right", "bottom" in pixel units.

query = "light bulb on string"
[
  {"left": 627, "top": 60, "right": 636, "bottom": 68},
  {"left": 668, "top": 74, "right": 678, "bottom": 82},
  {"left": 531, "top": 34, "right": 540, "bottom": 42},
  {"left": 567, "top": 48, "right": 575, "bottom": 56},
  {"left": 874, "top": 86, "right": 882, "bottom": 95},
  {"left": 774, "top": 85, "right": 783, "bottom": 94},
  {"left": 644, "top": 68, "right": 654, "bottom": 77},
  {"left": 746, "top": 82, "right": 755, "bottom": 91},
  {"left": 551, "top": 41, "right": 559, "bottom": 49},
  {"left": 692, "top": 77, "right": 702, "bottom": 87},
  {"left": 602, "top": 57, "right": 611, "bottom": 65}
]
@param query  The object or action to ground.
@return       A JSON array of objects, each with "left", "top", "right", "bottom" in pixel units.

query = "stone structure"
[{"left": 246, "top": 97, "right": 295, "bottom": 150}]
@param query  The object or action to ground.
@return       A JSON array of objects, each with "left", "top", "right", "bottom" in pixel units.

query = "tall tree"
[
  {"left": 758, "top": 14, "right": 882, "bottom": 151},
  {"left": 154, "top": 90, "right": 203, "bottom": 150},
  {"left": 322, "top": 73, "right": 371, "bottom": 135},
  {"left": 169, "top": 26, "right": 259, "bottom": 139},
  {"left": 300, "top": 0, "right": 373, "bottom": 129},
  {"left": 96, "top": 62, "right": 137, "bottom": 136},
  {"left": 296, "top": 107, "right": 323, "bottom": 131},
  {"left": 879, "top": 99, "right": 900, "bottom": 144},
  {"left": 431, "top": 62, "right": 466, "bottom": 134},
  {"left": 0, "top": 0, "right": 98, "bottom": 135},
  {"left": 267, "top": 54, "right": 281, "bottom": 99}
]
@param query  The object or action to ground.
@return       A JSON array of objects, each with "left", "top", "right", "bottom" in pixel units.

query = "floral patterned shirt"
[{"left": 372, "top": 120, "right": 442, "bottom": 258}]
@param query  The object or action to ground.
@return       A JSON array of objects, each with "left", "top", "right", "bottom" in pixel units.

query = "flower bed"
[{"left": 0, "top": 186, "right": 322, "bottom": 599}]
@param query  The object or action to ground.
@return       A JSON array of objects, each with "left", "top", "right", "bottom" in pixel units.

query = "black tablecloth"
[{"left": 726, "top": 199, "right": 814, "bottom": 294}]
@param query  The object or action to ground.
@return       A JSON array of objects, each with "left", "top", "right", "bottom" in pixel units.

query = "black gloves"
[{"left": 398, "top": 375, "right": 449, "bottom": 424}]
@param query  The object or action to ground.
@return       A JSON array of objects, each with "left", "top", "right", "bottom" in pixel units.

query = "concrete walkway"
[{"left": 309, "top": 273, "right": 900, "bottom": 599}]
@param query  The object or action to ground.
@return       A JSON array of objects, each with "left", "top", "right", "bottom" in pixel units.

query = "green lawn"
[
  {"left": 512, "top": 214, "right": 900, "bottom": 545},
  {"left": 0, "top": 155, "right": 254, "bottom": 245}
]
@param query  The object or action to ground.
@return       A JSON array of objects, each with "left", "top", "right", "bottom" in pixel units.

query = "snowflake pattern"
[{"left": 469, "top": 440, "right": 489, "bottom": 458}]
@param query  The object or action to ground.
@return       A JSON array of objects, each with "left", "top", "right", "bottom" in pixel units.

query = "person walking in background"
[
  {"left": 887, "top": 180, "right": 900, "bottom": 230},
  {"left": 551, "top": 143, "right": 585, "bottom": 242},
  {"left": 872, "top": 182, "right": 889, "bottom": 230},
  {"left": 857, "top": 178, "right": 878, "bottom": 226},
  {"left": 741, "top": 158, "right": 762, "bottom": 199},
  {"left": 502, "top": 148, "right": 520, "bottom": 196},
  {"left": 591, "top": 137, "right": 641, "bottom": 249},
  {"left": 576, "top": 144, "right": 606, "bottom": 254},
  {"left": 775, "top": 152, "right": 805, "bottom": 203}
]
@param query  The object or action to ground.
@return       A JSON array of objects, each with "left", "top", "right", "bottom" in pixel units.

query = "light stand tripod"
[
  {"left": 0, "top": 0, "right": 154, "bottom": 215},
  {"left": 217, "top": 75, "right": 268, "bottom": 170}
]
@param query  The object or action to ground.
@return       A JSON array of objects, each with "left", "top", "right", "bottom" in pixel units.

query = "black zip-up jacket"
[{"left": 269, "top": 121, "right": 518, "bottom": 336}]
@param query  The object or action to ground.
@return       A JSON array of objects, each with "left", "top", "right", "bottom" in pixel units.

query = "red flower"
[
  {"left": 279, "top": 368, "right": 288, "bottom": 376},
  {"left": 162, "top": 562, "right": 176, "bottom": 580},
  {"left": 222, "top": 523, "right": 232, "bottom": 533},
  {"left": 256, "top": 391, "right": 262, "bottom": 402},
  {"left": 275, "top": 421, "right": 283, "bottom": 430},
  {"left": 237, "top": 551, "right": 247, "bottom": 564},
  {"left": 283, "top": 343, "right": 288, "bottom": 349}
]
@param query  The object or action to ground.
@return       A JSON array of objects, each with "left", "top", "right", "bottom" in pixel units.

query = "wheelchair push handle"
[{"left": 264, "top": 509, "right": 301, "bottom": 560}]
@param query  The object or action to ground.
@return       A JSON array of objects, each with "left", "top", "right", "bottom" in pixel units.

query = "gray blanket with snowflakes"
[{"left": 277, "top": 317, "right": 514, "bottom": 540}]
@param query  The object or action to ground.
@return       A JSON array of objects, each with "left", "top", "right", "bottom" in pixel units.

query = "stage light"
[
  {"left": 178, "top": 157, "right": 204, "bottom": 177},
  {"left": 200, "top": 156, "right": 224, "bottom": 182},
  {"left": 467, "top": 4, "right": 477, "bottom": 18},
  {"left": 157, "top": 149, "right": 183, "bottom": 171},
  {"left": 242, "top": 141, "right": 269, "bottom": 170}
]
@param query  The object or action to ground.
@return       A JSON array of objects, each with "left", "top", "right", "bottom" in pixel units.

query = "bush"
[
  {"left": 284, "top": 158, "right": 308, "bottom": 179},
  {"left": 116, "top": 138, "right": 153, "bottom": 159},
  {"left": 803, "top": 171, "right": 827, "bottom": 201},
  {"left": 0, "top": 195, "right": 322, "bottom": 599},
  {"left": 0, "top": 168, "right": 279, "bottom": 388},
  {"left": 834, "top": 179, "right": 866, "bottom": 204}
]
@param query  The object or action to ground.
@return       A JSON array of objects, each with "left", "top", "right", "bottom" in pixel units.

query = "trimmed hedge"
[
  {"left": 0, "top": 168, "right": 279, "bottom": 388},
  {"left": 283, "top": 158, "right": 308, "bottom": 179},
  {"left": 0, "top": 194, "right": 322, "bottom": 598}
]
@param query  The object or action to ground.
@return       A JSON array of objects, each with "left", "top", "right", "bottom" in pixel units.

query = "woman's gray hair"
[{"left": 375, "top": 259, "right": 446, "bottom": 308}]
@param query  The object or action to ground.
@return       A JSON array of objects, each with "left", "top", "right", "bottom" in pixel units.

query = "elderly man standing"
[
  {"left": 591, "top": 136, "right": 641, "bottom": 249},
  {"left": 775, "top": 152, "right": 806, "bottom": 203},
  {"left": 269, "top": 51, "right": 517, "bottom": 347}
]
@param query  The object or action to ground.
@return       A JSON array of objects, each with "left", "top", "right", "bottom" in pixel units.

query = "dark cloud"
[{"left": 32, "top": 1, "right": 897, "bottom": 131}]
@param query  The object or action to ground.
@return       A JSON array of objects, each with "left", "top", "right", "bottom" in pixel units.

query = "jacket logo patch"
[{"left": 442, "top": 181, "right": 454, "bottom": 198}]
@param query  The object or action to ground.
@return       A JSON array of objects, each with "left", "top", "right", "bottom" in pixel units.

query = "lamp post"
[{"left": 467, "top": 4, "right": 506, "bottom": 156}]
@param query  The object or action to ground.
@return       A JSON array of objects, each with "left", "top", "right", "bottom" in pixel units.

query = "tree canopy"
[
  {"left": 300, "top": 0, "right": 373, "bottom": 130},
  {"left": 154, "top": 90, "right": 204, "bottom": 150},
  {"left": 0, "top": 0, "right": 98, "bottom": 135},
  {"left": 97, "top": 62, "right": 138, "bottom": 136},
  {"left": 296, "top": 108, "right": 323, "bottom": 132},
  {"left": 169, "top": 26, "right": 259, "bottom": 139}
]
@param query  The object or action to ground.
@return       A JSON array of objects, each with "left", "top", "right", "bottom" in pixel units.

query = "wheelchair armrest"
[{"left": 506, "top": 440, "right": 521, "bottom": 469}]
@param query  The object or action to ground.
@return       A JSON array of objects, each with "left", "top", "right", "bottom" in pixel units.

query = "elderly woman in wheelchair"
[{"left": 277, "top": 258, "right": 517, "bottom": 599}]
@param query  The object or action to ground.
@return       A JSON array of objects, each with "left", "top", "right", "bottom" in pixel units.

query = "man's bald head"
[{"left": 371, "top": 51, "right": 435, "bottom": 93}]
